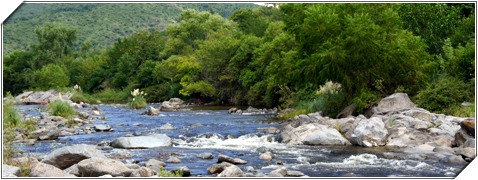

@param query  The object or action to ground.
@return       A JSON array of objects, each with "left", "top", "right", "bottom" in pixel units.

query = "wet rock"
[
  {"left": 144, "top": 106, "right": 160, "bottom": 116},
  {"left": 456, "top": 147, "right": 476, "bottom": 161},
  {"left": 173, "top": 166, "right": 191, "bottom": 177},
  {"left": 191, "top": 123, "right": 203, "bottom": 127},
  {"left": 159, "top": 123, "right": 176, "bottom": 130},
  {"left": 132, "top": 123, "right": 141, "bottom": 126},
  {"left": 207, "top": 162, "right": 233, "bottom": 174},
  {"left": 345, "top": 117, "right": 388, "bottom": 147},
  {"left": 244, "top": 166, "right": 255, "bottom": 172},
  {"left": 258, "top": 127, "right": 280, "bottom": 134},
  {"left": 2, "top": 164, "right": 21, "bottom": 177},
  {"left": 94, "top": 124, "right": 112, "bottom": 132},
  {"left": 226, "top": 134, "right": 236, "bottom": 139},
  {"left": 130, "top": 167, "right": 155, "bottom": 177},
  {"left": 286, "top": 170, "right": 305, "bottom": 177},
  {"left": 30, "top": 162, "right": 75, "bottom": 177},
  {"left": 228, "top": 107, "right": 238, "bottom": 114},
  {"left": 111, "top": 134, "right": 172, "bottom": 149},
  {"left": 92, "top": 110, "right": 101, "bottom": 116},
  {"left": 259, "top": 151, "right": 274, "bottom": 161},
  {"left": 217, "top": 155, "right": 247, "bottom": 164},
  {"left": 217, "top": 165, "right": 244, "bottom": 177},
  {"left": 166, "top": 157, "right": 181, "bottom": 163},
  {"left": 281, "top": 124, "right": 350, "bottom": 145},
  {"left": 455, "top": 129, "right": 475, "bottom": 148},
  {"left": 145, "top": 159, "right": 166, "bottom": 173},
  {"left": 77, "top": 158, "right": 132, "bottom": 177},
  {"left": 42, "top": 144, "right": 106, "bottom": 169},
  {"left": 79, "top": 112, "right": 89, "bottom": 119},
  {"left": 198, "top": 152, "right": 214, "bottom": 159},
  {"left": 160, "top": 98, "right": 184, "bottom": 111}
]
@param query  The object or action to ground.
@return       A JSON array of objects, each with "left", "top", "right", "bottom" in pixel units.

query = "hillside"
[{"left": 2, "top": 3, "right": 258, "bottom": 54}]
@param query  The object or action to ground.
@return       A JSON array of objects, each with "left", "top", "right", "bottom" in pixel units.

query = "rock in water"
[
  {"left": 77, "top": 158, "right": 132, "bottom": 177},
  {"left": 375, "top": 93, "right": 415, "bottom": 114},
  {"left": 145, "top": 159, "right": 166, "bottom": 173},
  {"left": 30, "top": 162, "right": 75, "bottom": 177},
  {"left": 2, "top": 164, "right": 21, "bottom": 177},
  {"left": 217, "top": 155, "right": 247, "bottom": 164},
  {"left": 345, "top": 117, "right": 388, "bottom": 147},
  {"left": 207, "top": 162, "right": 233, "bottom": 174},
  {"left": 173, "top": 166, "right": 191, "bottom": 177},
  {"left": 281, "top": 124, "right": 350, "bottom": 145},
  {"left": 217, "top": 165, "right": 244, "bottom": 177},
  {"left": 94, "top": 124, "right": 112, "bottom": 132},
  {"left": 159, "top": 123, "right": 176, "bottom": 130},
  {"left": 41, "top": 144, "right": 106, "bottom": 169},
  {"left": 111, "top": 134, "right": 172, "bottom": 149},
  {"left": 145, "top": 106, "right": 160, "bottom": 116},
  {"left": 197, "top": 152, "right": 214, "bottom": 159},
  {"left": 130, "top": 167, "right": 155, "bottom": 177},
  {"left": 166, "top": 157, "right": 181, "bottom": 163},
  {"left": 259, "top": 151, "right": 274, "bottom": 161}
]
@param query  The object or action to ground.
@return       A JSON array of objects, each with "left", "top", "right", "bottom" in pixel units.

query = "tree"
[{"left": 30, "top": 64, "right": 70, "bottom": 90}]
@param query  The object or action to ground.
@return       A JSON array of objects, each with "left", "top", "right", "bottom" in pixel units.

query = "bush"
[
  {"left": 91, "top": 88, "right": 129, "bottom": 103},
  {"left": 48, "top": 100, "right": 76, "bottom": 118},
  {"left": 415, "top": 76, "right": 474, "bottom": 114},
  {"left": 128, "top": 89, "right": 147, "bottom": 109},
  {"left": 3, "top": 101, "right": 22, "bottom": 128},
  {"left": 30, "top": 64, "right": 70, "bottom": 90},
  {"left": 158, "top": 168, "right": 183, "bottom": 177},
  {"left": 449, "top": 102, "right": 475, "bottom": 118}
]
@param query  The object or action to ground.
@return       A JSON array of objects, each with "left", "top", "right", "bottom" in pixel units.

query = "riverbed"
[{"left": 15, "top": 104, "right": 467, "bottom": 177}]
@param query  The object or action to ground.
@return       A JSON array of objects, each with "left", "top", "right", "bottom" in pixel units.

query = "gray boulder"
[
  {"left": 130, "top": 167, "right": 155, "bottom": 177},
  {"left": 375, "top": 93, "right": 415, "bottom": 114},
  {"left": 94, "top": 124, "right": 112, "bottom": 132},
  {"left": 281, "top": 123, "right": 350, "bottom": 145},
  {"left": 259, "top": 151, "right": 275, "bottom": 161},
  {"left": 42, "top": 144, "right": 106, "bottom": 169},
  {"left": 30, "top": 162, "right": 75, "bottom": 177},
  {"left": 145, "top": 106, "right": 160, "bottom": 115},
  {"left": 207, "top": 162, "right": 233, "bottom": 174},
  {"left": 217, "top": 155, "right": 247, "bottom": 164},
  {"left": 2, "top": 164, "right": 21, "bottom": 177},
  {"left": 345, "top": 117, "right": 388, "bottom": 147},
  {"left": 14, "top": 90, "right": 73, "bottom": 105},
  {"left": 145, "top": 159, "right": 166, "bottom": 173},
  {"left": 166, "top": 157, "right": 181, "bottom": 163},
  {"left": 217, "top": 165, "right": 244, "bottom": 177},
  {"left": 111, "top": 134, "right": 172, "bottom": 149},
  {"left": 198, "top": 152, "right": 214, "bottom": 159},
  {"left": 77, "top": 158, "right": 132, "bottom": 177}
]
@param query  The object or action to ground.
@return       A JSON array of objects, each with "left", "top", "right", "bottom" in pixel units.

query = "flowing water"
[{"left": 15, "top": 104, "right": 468, "bottom": 177}]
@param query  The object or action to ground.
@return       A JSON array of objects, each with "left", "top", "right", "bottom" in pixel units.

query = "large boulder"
[
  {"left": 130, "top": 167, "right": 155, "bottom": 177},
  {"left": 460, "top": 119, "right": 475, "bottom": 137},
  {"left": 42, "top": 144, "right": 106, "bottom": 169},
  {"left": 2, "top": 164, "right": 21, "bottom": 177},
  {"left": 345, "top": 117, "right": 388, "bottom": 147},
  {"left": 217, "top": 165, "right": 244, "bottom": 177},
  {"left": 281, "top": 124, "right": 350, "bottom": 145},
  {"left": 207, "top": 162, "right": 233, "bottom": 174},
  {"left": 375, "top": 93, "right": 415, "bottom": 114},
  {"left": 30, "top": 162, "right": 75, "bottom": 177},
  {"left": 217, "top": 155, "right": 247, "bottom": 164},
  {"left": 111, "top": 134, "right": 172, "bottom": 149},
  {"left": 77, "top": 158, "right": 132, "bottom": 177}
]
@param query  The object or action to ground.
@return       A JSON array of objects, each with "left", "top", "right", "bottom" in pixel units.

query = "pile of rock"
[
  {"left": 13, "top": 90, "right": 73, "bottom": 105},
  {"left": 228, "top": 106, "right": 278, "bottom": 115},
  {"left": 280, "top": 93, "right": 475, "bottom": 162}
]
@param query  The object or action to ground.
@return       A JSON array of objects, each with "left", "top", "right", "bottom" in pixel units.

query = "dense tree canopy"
[{"left": 3, "top": 3, "right": 475, "bottom": 117}]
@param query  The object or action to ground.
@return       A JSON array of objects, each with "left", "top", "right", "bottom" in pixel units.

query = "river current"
[{"left": 15, "top": 104, "right": 467, "bottom": 177}]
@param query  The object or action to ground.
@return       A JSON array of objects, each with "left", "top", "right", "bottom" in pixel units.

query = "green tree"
[{"left": 30, "top": 64, "right": 70, "bottom": 90}]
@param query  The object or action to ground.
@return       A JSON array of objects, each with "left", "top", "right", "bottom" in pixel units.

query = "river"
[{"left": 15, "top": 104, "right": 467, "bottom": 177}]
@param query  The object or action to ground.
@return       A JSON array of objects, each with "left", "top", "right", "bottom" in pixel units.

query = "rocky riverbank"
[{"left": 280, "top": 93, "right": 475, "bottom": 163}]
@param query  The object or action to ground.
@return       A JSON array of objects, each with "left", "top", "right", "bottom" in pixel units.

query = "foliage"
[
  {"left": 128, "top": 89, "right": 147, "bottom": 109},
  {"left": 48, "top": 100, "right": 77, "bottom": 118},
  {"left": 30, "top": 64, "right": 71, "bottom": 90},
  {"left": 158, "top": 168, "right": 183, "bottom": 177},
  {"left": 415, "top": 76, "right": 474, "bottom": 114},
  {"left": 3, "top": 101, "right": 23, "bottom": 128},
  {"left": 90, "top": 88, "right": 130, "bottom": 104},
  {"left": 449, "top": 102, "right": 475, "bottom": 118},
  {"left": 3, "top": 3, "right": 258, "bottom": 55}
]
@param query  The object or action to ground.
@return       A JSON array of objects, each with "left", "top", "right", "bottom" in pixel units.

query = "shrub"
[
  {"left": 415, "top": 76, "right": 474, "bottom": 114},
  {"left": 30, "top": 64, "right": 70, "bottom": 90},
  {"left": 91, "top": 88, "right": 130, "bottom": 103},
  {"left": 3, "top": 101, "right": 22, "bottom": 128},
  {"left": 158, "top": 168, "right": 183, "bottom": 177},
  {"left": 128, "top": 89, "right": 147, "bottom": 109},
  {"left": 449, "top": 102, "right": 475, "bottom": 118},
  {"left": 48, "top": 100, "right": 76, "bottom": 118},
  {"left": 298, "top": 81, "right": 347, "bottom": 118}
]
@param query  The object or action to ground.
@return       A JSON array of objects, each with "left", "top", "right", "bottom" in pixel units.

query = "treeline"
[
  {"left": 3, "top": 3, "right": 257, "bottom": 55},
  {"left": 3, "top": 3, "right": 475, "bottom": 117}
]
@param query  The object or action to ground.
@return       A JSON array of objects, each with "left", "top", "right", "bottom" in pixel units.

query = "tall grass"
[
  {"left": 48, "top": 100, "right": 76, "bottom": 118},
  {"left": 128, "top": 89, "right": 147, "bottom": 109},
  {"left": 3, "top": 101, "right": 22, "bottom": 128}
]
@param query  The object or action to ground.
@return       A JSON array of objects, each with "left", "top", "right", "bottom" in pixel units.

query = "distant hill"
[{"left": 2, "top": 3, "right": 258, "bottom": 54}]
